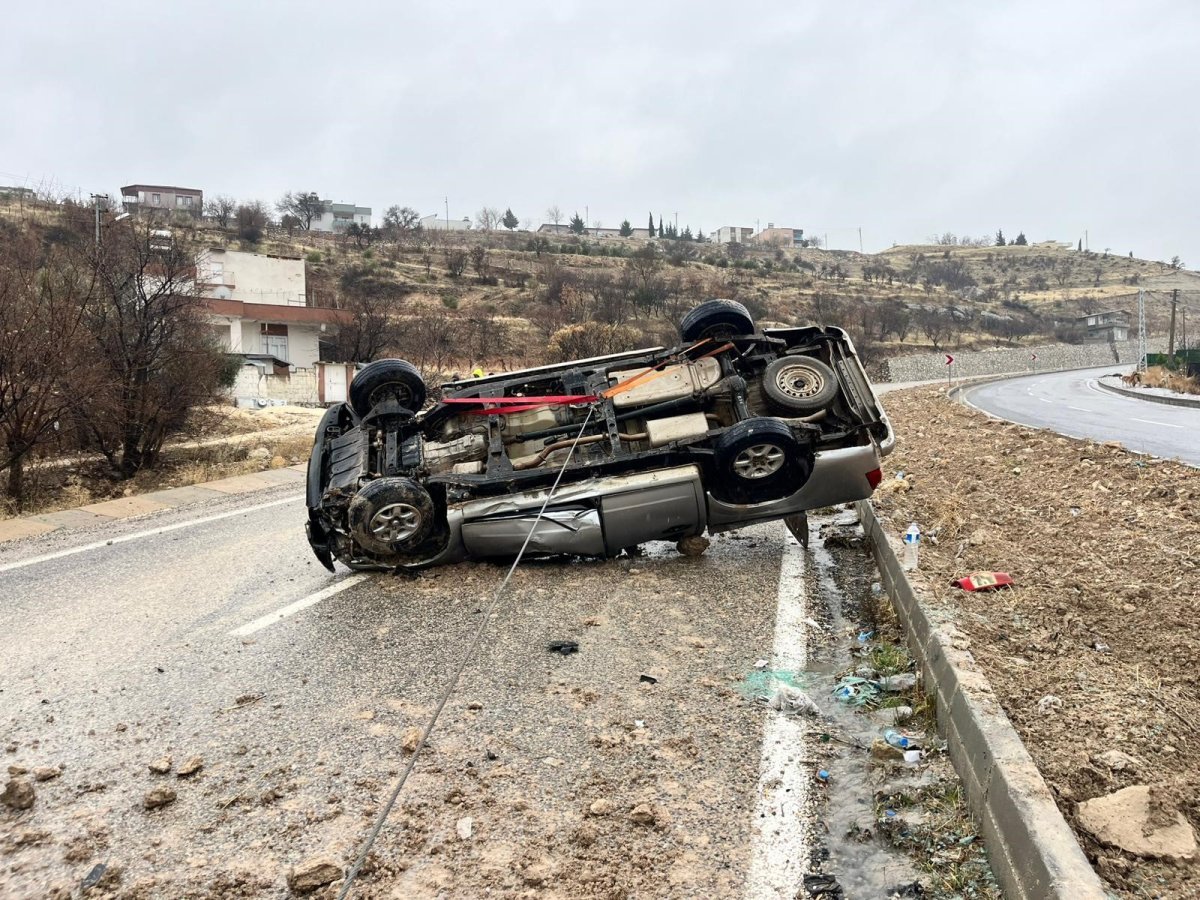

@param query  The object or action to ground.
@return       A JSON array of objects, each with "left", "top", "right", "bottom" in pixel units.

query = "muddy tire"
[
  {"left": 762, "top": 356, "right": 839, "bottom": 414},
  {"left": 679, "top": 299, "right": 756, "bottom": 343},
  {"left": 348, "top": 477, "right": 436, "bottom": 555},
  {"left": 349, "top": 359, "right": 426, "bottom": 417},
  {"left": 710, "top": 417, "right": 813, "bottom": 504}
]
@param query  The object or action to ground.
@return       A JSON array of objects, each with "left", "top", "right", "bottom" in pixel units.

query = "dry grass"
[{"left": 1140, "top": 365, "right": 1200, "bottom": 396}]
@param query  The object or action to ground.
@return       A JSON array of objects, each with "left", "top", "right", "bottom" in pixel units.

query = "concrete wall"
[
  {"left": 229, "top": 366, "right": 321, "bottom": 407},
  {"left": 886, "top": 338, "right": 1167, "bottom": 382},
  {"left": 201, "top": 248, "right": 306, "bottom": 307}
]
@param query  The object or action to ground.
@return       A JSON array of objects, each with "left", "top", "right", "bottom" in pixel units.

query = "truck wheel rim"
[
  {"left": 369, "top": 383, "right": 415, "bottom": 408},
  {"left": 370, "top": 503, "right": 423, "bottom": 542},
  {"left": 733, "top": 443, "right": 785, "bottom": 478},
  {"left": 775, "top": 363, "right": 823, "bottom": 399}
]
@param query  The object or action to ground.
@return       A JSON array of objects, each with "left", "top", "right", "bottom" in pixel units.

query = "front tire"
[
  {"left": 348, "top": 477, "right": 436, "bottom": 556},
  {"left": 710, "top": 417, "right": 813, "bottom": 504}
]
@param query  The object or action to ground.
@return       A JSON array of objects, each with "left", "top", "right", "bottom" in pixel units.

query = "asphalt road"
[
  {"left": 0, "top": 485, "right": 829, "bottom": 898},
  {"left": 964, "top": 366, "right": 1200, "bottom": 466}
]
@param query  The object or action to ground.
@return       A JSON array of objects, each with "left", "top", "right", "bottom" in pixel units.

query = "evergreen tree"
[
  {"left": 659, "top": 214, "right": 665, "bottom": 238},
  {"left": 619, "top": 219, "right": 633, "bottom": 237},
  {"left": 502, "top": 208, "right": 519, "bottom": 231},
  {"left": 569, "top": 212, "right": 586, "bottom": 235},
  {"left": 1078, "top": 239, "right": 1083, "bottom": 251},
  {"left": 648, "top": 213, "right": 655, "bottom": 237},
  {"left": 695, "top": 228, "right": 705, "bottom": 243},
  {"left": 682, "top": 226, "right": 694, "bottom": 241},
  {"left": 995, "top": 229, "right": 1006, "bottom": 246},
  {"left": 1014, "top": 231, "right": 1028, "bottom": 246}
]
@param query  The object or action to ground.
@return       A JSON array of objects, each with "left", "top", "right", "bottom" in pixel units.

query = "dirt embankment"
[{"left": 872, "top": 386, "right": 1200, "bottom": 898}]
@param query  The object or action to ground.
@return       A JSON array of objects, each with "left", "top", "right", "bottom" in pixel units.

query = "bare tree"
[
  {"left": 74, "top": 219, "right": 232, "bottom": 479},
  {"left": 204, "top": 195, "right": 237, "bottom": 228},
  {"left": 546, "top": 205, "right": 564, "bottom": 228},
  {"left": 917, "top": 309, "right": 954, "bottom": 351},
  {"left": 470, "top": 245, "right": 490, "bottom": 281},
  {"left": 444, "top": 248, "right": 468, "bottom": 277},
  {"left": 276, "top": 191, "right": 327, "bottom": 231},
  {"left": 0, "top": 223, "right": 97, "bottom": 505},
  {"left": 382, "top": 205, "right": 421, "bottom": 244},
  {"left": 475, "top": 207, "right": 500, "bottom": 232}
]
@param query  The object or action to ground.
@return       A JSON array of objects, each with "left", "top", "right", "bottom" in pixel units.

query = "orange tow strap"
[{"left": 600, "top": 339, "right": 719, "bottom": 399}]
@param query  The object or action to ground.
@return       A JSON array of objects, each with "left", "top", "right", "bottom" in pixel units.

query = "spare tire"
[
  {"left": 762, "top": 356, "right": 839, "bottom": 414},
  {"left": 710, "top": 417, "right": 813, "bottom": 504},
  {"left": 348, "top": 477, "right": 436, "bottom": 556},
  {"left": 679, "top": 299, "right": 756, "bottom": 343},
  {"left": 349, "top": 359, "right": 426, "bottom": 417}
]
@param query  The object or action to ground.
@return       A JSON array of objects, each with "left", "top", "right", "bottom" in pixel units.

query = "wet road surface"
[
  {"left": 0, "top": 485, "right": 974, "bottom": 897},
  {"left": 964, "top": 366, "right": 1200, "bottom": 466}
]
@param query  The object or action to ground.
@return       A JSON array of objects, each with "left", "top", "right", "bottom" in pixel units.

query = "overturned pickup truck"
[{"left": 306, "top": 299, "right": 894, "bottom": 571}]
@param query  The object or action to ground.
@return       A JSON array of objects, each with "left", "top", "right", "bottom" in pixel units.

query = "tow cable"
[{"left": 337, "top": 405, "right": 598, "bottom": 898}]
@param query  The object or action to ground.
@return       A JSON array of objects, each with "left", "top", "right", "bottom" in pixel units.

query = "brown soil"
[{"left": 872, "top": 386, "right": 1200, "bottom": 898}]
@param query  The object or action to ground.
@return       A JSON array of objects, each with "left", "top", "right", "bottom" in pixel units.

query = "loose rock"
[
  {"left": 143, "top": 786, "right": 177, "bottom": 809},
  {"left": 287, "top": 855, "right": 342, "bottom": 894},
  {"left": 148, "top": 756, "right": 172, "bottom": 775},
  {"left": 176, "top": 756, "right": 204, "bottom": 777},
  {"left": 1092, "top": 749, "right": 1139, "bottom": 773},
  {"left": 1, "top": 777, "right": 35, "bottom": 810},
  {"left": 32, "top": 766, "right": 62, "bottom": 782},
  {"left": 400, "top": 727, "right": 422, "bottom": 753},
  {"left": 588, "top": 798, "right": 613, "bottom": 817},
  {"left": 1077, "top": 785, "right": 1197, "bottom": 862}
]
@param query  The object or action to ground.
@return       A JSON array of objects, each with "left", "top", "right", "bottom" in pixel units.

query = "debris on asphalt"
[
  {"left": 32, "top": 766, "right": 61, "bottom": 782},
  {"left": 176, "top": 756, "right": 204, "bottom": 777},
  {"left": 547, "top": 640, "right": 578, "bottom": 655},
  {"left": 456, "top": 817, "right": 474, "bottom": 840},
  {"left": 1, "top": 777, "right": 35, "bottom": 810},
  {"left": 1077, "top": 785, "right": 1197, "bottom": 862},
  {"left": 767, "top": 684, "right": 821, "bottom": 716},
  {"left": 148, "top": 756, "right": 172, "bottom": 775},
  {"left": 638, "top": 673, "right": 658, "bottom": 684},
  {"left": 675, "top": 535, "right": 710, "bottom": 557},
  {"left": 81, "top": 862, "right": 107, "bottom": 891},
  {"left": 628, "top": 803, "right": 670, "bottom": 828},
  {"left": 287, "top": 855, "right": 343, "bottom": 894},
  {"left": 950, "top": 571, "right": 1014, "bottom": 592},
  {"left": 587, "top": 798, "right": 613, "bottom": 817},
  {"left": 400, "top": 727, "right": 422, "bottom": 753},
  {"left": 142, "top": 786, "right": 176, "bottom": 810}
]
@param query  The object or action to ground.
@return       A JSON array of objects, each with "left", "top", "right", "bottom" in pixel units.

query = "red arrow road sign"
[{"left": 945, "top": 354, "right": 954, "bottom": 365}]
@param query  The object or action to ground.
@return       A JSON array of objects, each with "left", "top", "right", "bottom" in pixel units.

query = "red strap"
[{"left": 443, "top": 394, "right": 598, "bottom": 415}]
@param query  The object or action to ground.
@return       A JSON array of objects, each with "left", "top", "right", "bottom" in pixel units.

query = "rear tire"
[
  {"left": 679, "top": 299, "right": 755, "bottom": 343},
  {"left": 349, "top": 359, "right": 426, "bottom": 417},
  {"left": 710, "top": 417, "right": 812, "bottom": 504},
  {"left": 762, "top": 356, "right": 839, "bottom": 414},
  {"left": 348, "top": 477, "right": 436, "bottom": 556}
]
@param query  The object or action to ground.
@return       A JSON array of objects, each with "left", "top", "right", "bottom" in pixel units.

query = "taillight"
[{"left": 866, "top": 467, "right": 883, "bottom": 489}]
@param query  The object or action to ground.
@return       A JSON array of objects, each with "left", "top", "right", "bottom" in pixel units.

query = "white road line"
[
  {"left": 745, "top": 535, "right": 808, "bottom": 900},
  {"left": 1131, "top": 417, "right": 1183, "bottom": 429},
  {"left": 1067, "top": 406, "right": 1090, "bottom": 412},
  {"left": 0, "top": 494, "right": 305, "bottom": 576},
  {"left": 1038, "top": 397, "right": 1053, "bottom": 403},
  {"left": 229, "top": 573, "right": 369, "bottom": 636}
]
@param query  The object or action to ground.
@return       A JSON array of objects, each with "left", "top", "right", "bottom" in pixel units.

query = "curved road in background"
[{"left": 964, "top": 366, "right": 1200, "bottom": 467}]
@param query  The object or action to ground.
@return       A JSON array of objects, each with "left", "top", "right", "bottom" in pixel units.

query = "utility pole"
[
  {"left": 445, "top": 196, "right": 449, "bottom": 231},
  {"left": 1181, "top": 307, "right": 1187, "bottom": 353},
  {"left": 858, "top": 227, "right": 863, "bottom": 253},
  {"left": 1137, "top": 288, "right": 1148, "bottom": 371},
  {"left": 674, "top": 211, "right": 678, "bottom": 232},
  {"left": 89, "top": 193, "right": 108, "bottom": 246},
  {"left": 1168, "top": 289, "right": 1178, "bottom": 357},
  {"left": 1085, "top": 229, "right": 1089, "bottom": 251}
]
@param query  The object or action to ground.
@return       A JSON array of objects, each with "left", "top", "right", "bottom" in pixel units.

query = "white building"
[
  {"left": 310, "top": 202, "right": 372, "bottom": 233},
  {"left": 198, "top": 247, "right": 336, "bottom": 370},
  {"left": 713, "top": 226, "right": 755, "bottom": 245},
  {"left": 420, "top": 214, "right": 473, "bottom": 231}
]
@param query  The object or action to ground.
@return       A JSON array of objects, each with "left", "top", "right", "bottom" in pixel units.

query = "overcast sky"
[{"left": 3, "top": 1, "right": 1198, "bottom": 262}]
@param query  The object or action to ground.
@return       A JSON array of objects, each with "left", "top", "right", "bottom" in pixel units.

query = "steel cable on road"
[{"left": 337, "top": 405, "right": 598, "bottom": 898}]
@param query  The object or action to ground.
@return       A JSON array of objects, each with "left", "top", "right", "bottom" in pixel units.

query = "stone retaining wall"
[{"left": 886, "top": 339, "right": 1166, "bottom": 382}]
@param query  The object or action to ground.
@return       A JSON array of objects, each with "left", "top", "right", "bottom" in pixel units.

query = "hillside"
[{"left": 4, "top": 195, "right": 1197, "bottom": 379}]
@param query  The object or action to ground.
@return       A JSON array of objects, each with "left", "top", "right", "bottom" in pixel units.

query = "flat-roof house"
[
  {"left": 121, "top": 183, "right": 203, "bottom": 216},
  {"left": 1076, "top": 310, "right": 1130, "bottom": 342},
  {"left": 311, "top": 202, "right": 372, "bottom": 232},
  {"left": 421, "top": 214, "right": 473, "bottom": 231},
  {"left": 713, "top": 226, "right": 754, "bottom": 245}
]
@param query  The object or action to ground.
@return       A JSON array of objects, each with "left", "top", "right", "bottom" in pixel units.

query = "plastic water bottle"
[
  {"left": 883, "top": 729, "right": 910, "bottom": 749},
  {"left": 902, "top": 523, "right": 921, "bottom": 571}
]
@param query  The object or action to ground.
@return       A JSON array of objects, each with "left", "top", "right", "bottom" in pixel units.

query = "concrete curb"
[
  {"left": 856, "top": 500, "right": 1107, "bottom": 900},
  {"left": 0, "top": 464, "right": 306, "bottom": 546},
  {"left": 1094, "top": 377, "right": 1200, "bottom": 409}
]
